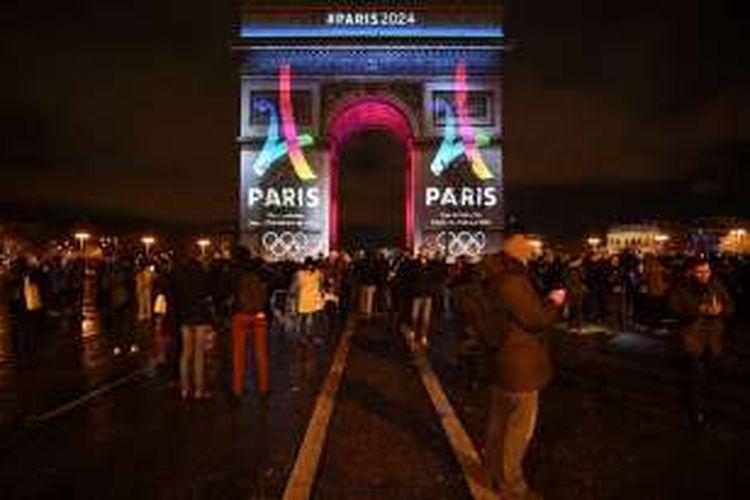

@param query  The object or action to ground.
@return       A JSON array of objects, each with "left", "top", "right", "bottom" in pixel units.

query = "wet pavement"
[
  {"left": 0, "top": 324, "right": 338, "bottom": 499},
  {"left": 429, "top": 318, "right": 750, "bottom": 499},
  {"left": 1, "top": 309, "right": 750, "bottom": 498},
  {"left": 0, "top": 329, "right": 149, "bottom": 431},
  {"left": 314, "top": 317, "right": 469, "bottom": 499}
]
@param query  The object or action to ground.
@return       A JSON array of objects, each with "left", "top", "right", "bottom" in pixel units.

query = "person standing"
[
  {"left": 0, "top": 266, "right": 12, "bottom": 361},
  {"left": 409, "top": 254, "right": 443, "bottom": 350},
  {"left": 231, "top": 251, "right": 269, "bottom": 397},
  {"left": 290, "top": 258, "right": 324, "bottom": 345},
  {"left": 151, "top": 268, "right": 170, "bottom": 368},
  {"left": 135, "top": 263, "right": 155, "bottom": 324},
  {"left": 668, "top": 257, "right": 734, "bottom": 430},
  {"left": 173, "top": 255, "right": 214, "bottom": 400},
  {"left": 18, "top": 258, "right": 44, "bottom": 367},
  {"left": 355, "top": 252, "right": 379, "bottom": 319},
  {"left": 642, "top": 254, "right": 670, "bottom": 331},
  {"left": 483, "top": 226, "right": 565, "bottom": 499},
  {"left": 563, "top": 259, "right": 585, "bottom": 332},
  {"left": 110, "top": 259, "right": 136, "bottom": 355}
]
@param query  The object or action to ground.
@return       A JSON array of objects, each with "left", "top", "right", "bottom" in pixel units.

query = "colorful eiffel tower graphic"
[
  {"left": 430, "top": 62, "right": 494, "bottom": 180},
  {"left": 250, "top": 64, "right": 316, "bottom": 181}
]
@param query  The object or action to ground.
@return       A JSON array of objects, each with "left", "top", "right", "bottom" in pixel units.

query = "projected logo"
[
  {"left": 437, "top": 231, "right": 487, "bottom": 257},
  {"left": 430, "top": 61, "right": 494, "bottom": 180},
  {"left": 261, "top": 231, "right": 321, "bottom": 261},
  {"left": 251, "top": 64, "right": 316, "bottom": 181}
]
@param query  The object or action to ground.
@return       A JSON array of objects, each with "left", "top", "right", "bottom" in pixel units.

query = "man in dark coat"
[
  {"left": 352, "top": 251, "right": 379, "bottom": 319},
  {"left": 408, "top": 255, "right": 445, "bottom": 350},
  {"left": 668, "top": 257, "right": 734, "bottom": 429},
  {"left": 483, "top": 226, "right": 565, "bottom": 499}
]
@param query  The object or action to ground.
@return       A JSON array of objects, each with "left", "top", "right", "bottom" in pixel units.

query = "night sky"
[{"left": 0, "top": 0, "right": 746, "bottom": 239}]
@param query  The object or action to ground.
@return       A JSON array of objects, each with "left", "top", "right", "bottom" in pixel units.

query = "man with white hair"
[{"left": 483, "top": 221, "right": 566, "bottom": 499}]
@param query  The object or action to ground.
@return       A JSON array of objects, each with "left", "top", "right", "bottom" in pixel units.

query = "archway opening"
[
  {"left": 327, "top": 97, "right": 417, "bottom": 252},
  {"left": 337, "top": 129, "right": 406, "bottom": 251}
]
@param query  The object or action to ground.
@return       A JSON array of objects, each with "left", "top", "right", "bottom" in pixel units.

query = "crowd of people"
[
  {"left": 451, "top": 227, "right": 746, "bottom": 499},
  {"left": 1, "top": 236, "right": 749, "bottom": 374},
  {"left": 1, "top": 231, "right": 749, "bottom": 498}
]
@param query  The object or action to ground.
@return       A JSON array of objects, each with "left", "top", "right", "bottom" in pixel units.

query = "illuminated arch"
[{"left": 326, "top": 95, "right": 419, "bottom": 251}]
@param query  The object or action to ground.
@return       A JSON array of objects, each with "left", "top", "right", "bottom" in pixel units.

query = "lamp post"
[
  {"left": 75, "top": 231, "right": 96, "bottom": 338},
  {"left": 197, "top": 238, "right": 211, "bottom": 258},
  {"left": 141, "top": 236, "right": 155, "bottom": 257},
  {"left": 74, "top": 231, "right": 91, "bottom": 256}
]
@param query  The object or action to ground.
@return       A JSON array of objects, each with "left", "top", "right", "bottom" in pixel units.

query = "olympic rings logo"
[
  {"left": 434, "top": 231, "right": 486, "bottom": 257},
  {"left": 262, "top": 232, "right": 305, "bottom": 260},
  {"left": 261, "top": 231, "right": 313, "bottom": 260}
]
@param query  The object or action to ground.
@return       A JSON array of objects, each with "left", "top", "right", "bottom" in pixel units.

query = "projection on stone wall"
[
  {"left": 240, "top": 64, "right": 328, "bottom": 261},
  {"left": 419, "top": 60, "right": 503, "bottom": 259}
]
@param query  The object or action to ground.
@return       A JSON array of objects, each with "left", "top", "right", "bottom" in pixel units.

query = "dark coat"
[
  {"left": 235, "top": 266, "right": 268, "bottom": 315},
  {"left": 668, "top": 276, "right": 734, "bottom": 355},
  {"left": 352, "top": 258, "right": 380, "bottom": 287},
  {"left": 409, "top": 259, "right": 445, "bottom": 298},
  {"left": 488, "top": 253, "right": 560, "bottom": 392},
  {"left": 173, "top": 260, "right": 213, "bottom": 326}
]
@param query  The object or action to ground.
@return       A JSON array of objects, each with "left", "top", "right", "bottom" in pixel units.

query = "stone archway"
[{"left": 325, "top": 95, "right": 420, "bottom": 252}]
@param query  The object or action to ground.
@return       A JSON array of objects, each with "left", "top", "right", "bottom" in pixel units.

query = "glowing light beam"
[
  {"left": 249, "top": 66, "right": 316, "bottom": 180},
  {"left": 455, "top": 61, "right": 493, "bottom": 180},
  {"left": 280, "top": 64, "right": 316, "bottom": 181}
]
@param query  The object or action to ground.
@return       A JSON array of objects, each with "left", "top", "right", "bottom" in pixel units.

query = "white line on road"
[
  {"left": 282, "top": 322, "right": 353, "bottom": 500},
  {"left": 413, "top": 349, "right": 499, "bottom": 500},
  {"left": 25, "top": 366, "right": 151, "bottom": 423}
]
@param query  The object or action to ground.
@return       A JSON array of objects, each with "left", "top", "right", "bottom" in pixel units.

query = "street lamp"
[
  {"left": 586, "top": 237, "right": 601, "bottom": 247},
  {"left": 74, "top": 231, "right": 91, "bottom": 254},
  {"left": 655, "top": 234, "right": 670, "bottom": 243},
  {"left": 141, "top": 236, "right": 155, "bottom": 256},
  {"left": 197, "top": 238, "right": 211, "bottom": 257}
]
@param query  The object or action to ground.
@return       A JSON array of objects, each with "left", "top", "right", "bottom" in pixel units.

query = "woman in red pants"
[{"left": 232, "top": 254, "right": 269, "bottom": 397}]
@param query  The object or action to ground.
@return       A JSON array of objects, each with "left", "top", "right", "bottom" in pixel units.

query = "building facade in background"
[
  {"left": 606, "top": 224, "right": 671, "bottom": 254},
  {"left": 605, "top": 218, "right": 750, "bottom": 256}
]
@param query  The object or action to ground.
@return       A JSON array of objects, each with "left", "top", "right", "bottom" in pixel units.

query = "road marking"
[
  {"left": 25, "top": 366, "right": 151, "bottom": 423},
  {"left": 283, "top": 321, "right": 353, "bottom": 500},
  {"left": 413, "top": 348, "right": 499, "bottom": 500}
]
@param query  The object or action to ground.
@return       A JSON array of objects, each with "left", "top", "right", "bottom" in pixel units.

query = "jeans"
[
  {"left": 297, "top": 312, "right": 318, "bottom": 342},
  {"left": 180, "top": 324, "right": 211, "bottom": 394},
  {"left": 411, "top": 296, "right": 432, "bottom": 343},
  {"left": 359, "top": 285, "right": 376, "bottom": 317},
  {"left": 484, "top": 388, "right": 539, "bottom": 499}
]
